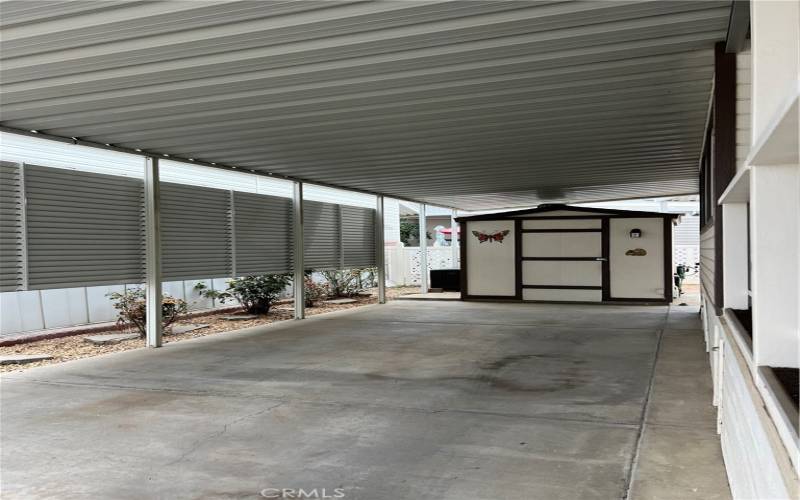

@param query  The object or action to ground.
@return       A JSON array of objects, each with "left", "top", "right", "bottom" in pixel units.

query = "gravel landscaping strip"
[{"left": 0, "top": 287, "right": 421, "bottom": 373}]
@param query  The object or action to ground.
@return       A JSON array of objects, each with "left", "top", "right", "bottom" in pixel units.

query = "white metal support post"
[
  {"left": 419, "top": 203, "right": 428, "bottom": 293},
  {"left": 293, "top": 181, "right": 305, "bottom": 319},
  {"left": 144, "top": 157, "right": 163, "bottom": 348},
  {"left": 450, "top": 209, "right": 459, "bottom": 268},
  {"left": 375, "top": 195, "right": 386, "bottom": 304}
]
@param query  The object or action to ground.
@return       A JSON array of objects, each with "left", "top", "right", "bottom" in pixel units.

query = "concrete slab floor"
[{"left": 0, "top": 302, "right": 730, "bottom": 500}]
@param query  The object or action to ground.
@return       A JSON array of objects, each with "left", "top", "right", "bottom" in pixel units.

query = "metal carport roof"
[{"left": 0, "top": 0, "right": 731, "bottom": 210}]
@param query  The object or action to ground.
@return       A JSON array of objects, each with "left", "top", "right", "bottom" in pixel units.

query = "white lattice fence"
[
  {"left": 390, "top": 246, "right": 458, "bottom": 285},
  {"left": 674, "top": 245, "right": 700, "bottom": 267}
]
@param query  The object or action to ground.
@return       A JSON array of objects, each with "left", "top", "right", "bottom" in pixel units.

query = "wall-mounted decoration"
[
  {"left": 629, "top": 228, "right": 642, "bottom": 238},
  {"left": 625, "top": 248, "right": 647, "bottom": 256},
  {"left": 472, "top": 229, "right": 510, "bottom": 243}
]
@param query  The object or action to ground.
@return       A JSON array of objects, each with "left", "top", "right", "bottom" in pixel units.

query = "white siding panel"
[
  {"left": 674, "top": 214, "right": 699, "bottom": 246},
  {"left": 700, "top": 225, "right": 716, "bottom": 304},
  {"left": 736, "top": 50, "right": 752, "bottom": 173},
  {"left": 720, "top": 340, "right": 790, "bottom": 500},
  {"left": 522, "top": 219, "right": 601, "bottom": 229},
  {"left": 0, "top": 132, "right": 144, "bottom": 178}
]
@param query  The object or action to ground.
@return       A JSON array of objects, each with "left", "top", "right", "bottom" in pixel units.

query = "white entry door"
[{"left": 519, "top": 218, "right": 606, "bottom": 302}]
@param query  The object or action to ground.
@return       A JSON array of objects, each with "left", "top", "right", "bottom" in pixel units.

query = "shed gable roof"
[{"left": 456, "top": 203, "right": 679, "bottom": 221}]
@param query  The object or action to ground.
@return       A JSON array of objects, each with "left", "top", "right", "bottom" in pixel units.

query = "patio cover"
[{"left": 0, "top": 1, "right": 731, "bottom": 210}]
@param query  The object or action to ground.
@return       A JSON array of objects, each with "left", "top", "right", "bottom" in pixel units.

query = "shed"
[{"left": 457, "top": 204, "right": 679, "bottom": 303}]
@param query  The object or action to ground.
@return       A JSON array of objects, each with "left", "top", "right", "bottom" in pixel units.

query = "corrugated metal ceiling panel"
[{"left": 0, "top": 1, "right": 731, "bottom": 210}]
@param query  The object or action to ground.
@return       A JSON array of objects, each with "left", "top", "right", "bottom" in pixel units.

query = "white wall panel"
[
  {"left": 466, "top": 220, "right": 515, "bottom": 296},
  {"left": 609, "top": 217, "right": 664, "bottom": 299},
  {"left": 162, "top": 281, "right": 186, "bottom": 301},
  {"left": 40, "top": 287, "right": 88, "bottom": 328},
  {"left": 0, "top": 290, "right": 45, "bottom": 333},
  {"left": 186, "top": 279, "right": 215, "bottom": 310},
  {"left": 522, "top": 219, "right": 601, "bottom": 229},
  {"left": 522, "top": 261, "right": 601, "bottom": 287},
  {"left": 522, "top": 288, "right": 601, "bottom": 302},
  {"left": 522, "top": 232, "right": 601, "bottom": 257},
  {"left": 0, "top": 132, "right": 144, "bottom": 178},
  {"left": 85, "top": 284, "right": 123, "bottom": 324}
]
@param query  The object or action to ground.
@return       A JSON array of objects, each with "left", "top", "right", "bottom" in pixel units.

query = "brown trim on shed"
[
  {"left": 461, "top": 208, "right": 676, "bottom": 304},
  {"left": 456, "top": 203, "right": 680, "bottom": 222},
  {"left": 459, "top": 220, "right": 468, "bottom": 300},
  {"left": 601, "top": 218, "right": 611, "bottom": 301},
  {"left": 514, "top": 219, "right": 522, "bottom": 300},
  {"left": 712, "top": 41, "right": 737, "bottom": 311},
  {"left": 462, "top": 294, "right": 519, "bottom": 301},
  {"left": 664, "top": 216, "right": 674, "bottom": 303}
]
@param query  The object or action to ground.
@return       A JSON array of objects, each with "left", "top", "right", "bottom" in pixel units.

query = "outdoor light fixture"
[
  {"left": 135, "top": 148, "right": 142, "bottom": 152},
  {"left": 29, "top": 130, "right": 38, "bottom": 133},
  {"left": 629, "top": 228, "right": 642, "bottom": 238}
]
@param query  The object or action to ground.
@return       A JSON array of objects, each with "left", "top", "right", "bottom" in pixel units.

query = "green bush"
[
  {"left": 304, "top": 276, "right": 330, "bottom": 307},
  {"left": 319, "top": 268, "right": 377, "bottom": 298},
  {"left": 108, "top": 289, "right": 188, "bottom": 338},
  {"left": 195, "top": 274, "right": 291, "bottom": 315}
]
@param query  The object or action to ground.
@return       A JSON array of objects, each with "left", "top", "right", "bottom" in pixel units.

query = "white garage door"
[{"left": 520, "top": 218, "right": 606, "bottom": 302}]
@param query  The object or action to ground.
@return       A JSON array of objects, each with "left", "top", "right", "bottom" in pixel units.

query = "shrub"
[
  {"left": 304, "top": 276, "right": 330, "bottom": 307},
  {"left": 195, "top": 274, "right": 291, "bottom": 315},
  {"left": 108, "top": 289, "right": 188, "bottom": 338},
  {"left": 319, "top": 267, "right": 377, "bottom": 297}
]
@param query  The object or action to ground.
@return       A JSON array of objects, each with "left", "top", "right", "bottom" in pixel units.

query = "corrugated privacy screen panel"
[
  {"left": 24, "top": 164, "right": 145, "bottom": 289},
  {"left": 341, "top": 205, "right": 376, "bottom": 267},
  {"left": 0, "top": 161, "right": 23, "bottom": 291},
  {"left": 160, "top": 182, "right": 231, "bottom": 281},
  {"left": 303, "top": 200, "right": 341, "bottom": 270},
  {"left": 233, "top": 191, "right": 292, "bottom": 276}
]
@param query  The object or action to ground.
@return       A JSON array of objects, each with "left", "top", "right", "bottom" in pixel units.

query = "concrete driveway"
[{"left": 0, "top": 301, "right": 730, "bottom": 499}]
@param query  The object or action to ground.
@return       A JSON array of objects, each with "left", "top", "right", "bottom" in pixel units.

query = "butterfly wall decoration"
[{"left": 472, "top": 229, "right": 510, "bottom": 243}]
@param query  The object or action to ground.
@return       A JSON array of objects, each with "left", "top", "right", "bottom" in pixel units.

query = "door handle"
[{"left": 595, "top": 257, "right": 608, "bottom": 261}]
